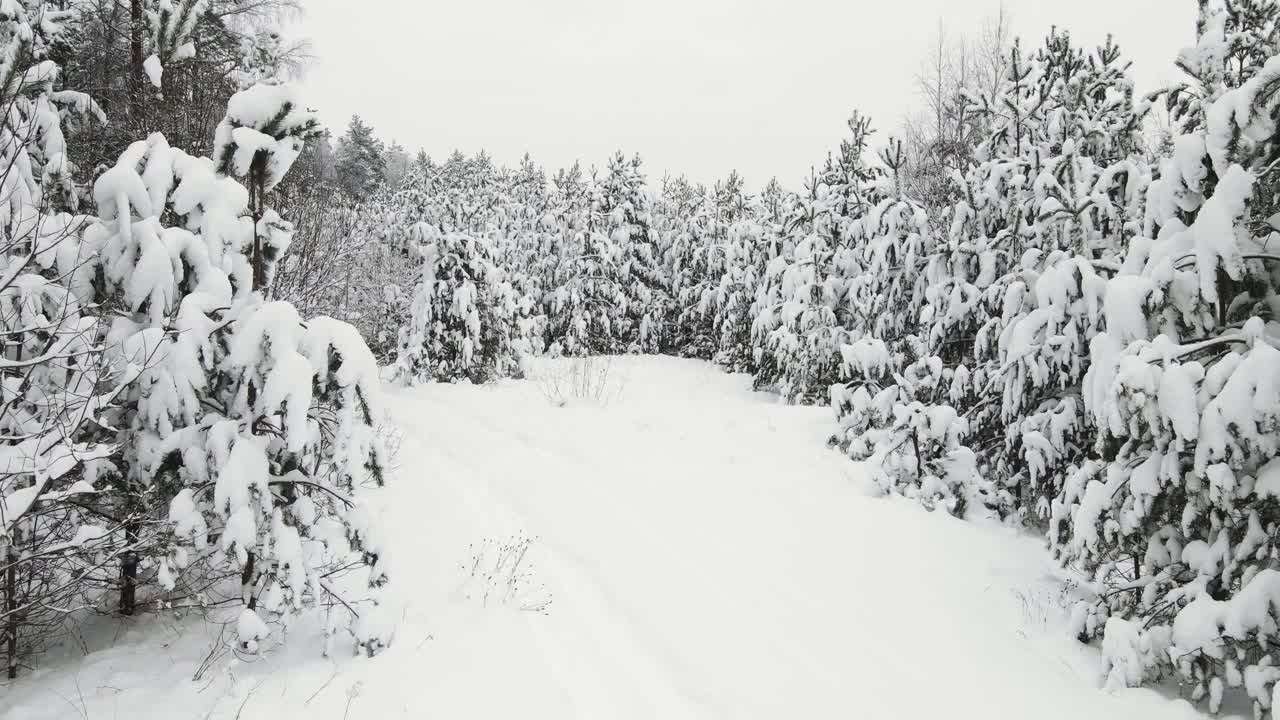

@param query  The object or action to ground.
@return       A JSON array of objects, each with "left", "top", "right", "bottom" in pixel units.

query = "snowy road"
[
  {"left": 368, "top": 356, "right": 1202, "bottom": 720},
  {"left": 2, "top": 356, "right": 1210, "bottom": 720}
]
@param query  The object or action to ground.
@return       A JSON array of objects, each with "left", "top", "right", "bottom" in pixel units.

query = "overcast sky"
[{"left": 294, "top": 0, "right": 1197, "bottom": 189}]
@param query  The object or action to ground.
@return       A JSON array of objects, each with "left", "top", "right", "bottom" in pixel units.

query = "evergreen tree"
[
  {"left": 396, "top": 225, "right": 515, "bottom": 384},
  {"left": 88, "top": 82, "right": 393, "bottom": 657},
  {"left": 0, "top": 1, "right": 116, "bottom": 679},
  {"left": 659, "top": 175, "right": 714, "bottom": 357},
  {"left": 547, "top": 162, "right": 628, "bottom": 355},
  {"left": 711, "top": 178, "right": 787, "bottom": 373},
  {"left": 1064, "top": 11, "right": 1280, "bottom": 713},
  {"left": 382, "top": 140, "right": 411, "bottom": 188},
  {"left": 753, "top": 112, "right": 882, "bottom": 402},
  {"left": 668, "top": 171, "right": 753, "bottom": 360},
  {"left": 334, "top": 115, "right": 387, "bottom": 201},
  {"left": 600, "top": 153, "right": 669, "bottom": 353}
]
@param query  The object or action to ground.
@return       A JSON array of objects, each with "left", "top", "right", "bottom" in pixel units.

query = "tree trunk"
[
  {"left": 912, "top": 430, "right": 924, "bottom": 485},
  {"left": 129, "top": 0, "right": 144, "bottom": 128},
  {"left": 250, "top": 163, "right": 269, "bottom": 291},
  {"left": 242, "top": 552, "right": 258, "bottom": 610},
  {"left": 118, "top": 520, "right": 138, "bottom": 616},
  {"left": 5, "top": 542, "right": 16, "bottom": 679}
]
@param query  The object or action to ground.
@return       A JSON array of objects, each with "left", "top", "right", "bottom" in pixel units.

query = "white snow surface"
[{"left": 1, "top": 357, "right": 1212, "bottom": 719}]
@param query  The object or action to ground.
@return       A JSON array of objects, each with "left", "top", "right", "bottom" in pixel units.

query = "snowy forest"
[{"left": 5, "top": 0, "right": 1280, "bottom": 718}]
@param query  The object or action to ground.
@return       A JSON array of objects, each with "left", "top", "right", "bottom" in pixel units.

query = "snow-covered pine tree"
[
  {"left": 491, "top": 155, "right": 551, "bottom": 360},
  {"left": 86, "top": 78, "right": 393, "bottom": 655},
  {"left": 752, "top": 112, "right": 881, "bottom": 403},
  {"left": 1062, "top": 10, "right": 1280, "bottom": 713},
  {"left": 844, "top": 139, "right": 931, "bottom": 354},
  {"left": 546, "top": 162, "right": 628, "bottom": 355},
  {"left": 396, "top": 224, "right": 514, "bottom": 384},
  {"left": 428, "top": 150, "right": 502, "bottom": 235},
  {"left": 833, "top": 32, "right": 1149, "bottom": 520},
  {"left": 659, "top": 175, "right": 715, "bottom": 357},
  {"left": 1159, "top": 0, "right": 1280, "bottom": 136},
  {"left": 857, "top": 32, "right": 1136, "bottom": 518},
  {"left": 600, "top": 152, "right": 669, "bottom": 353},
  {"left": 0, "top": 1, "right": 120, "bottom": 679},
  {"left": 829, "top": 138, "right": 991, "bottom": 515},
  {"left": 831, "top": 350, "right": 995, "bottom": 516},
  {"left": 334, "top": 115, "right": 387, "bottom": 202},
  {"left": 670, "top": 171, "right": 753, "bottom": 361},
  {"left": 713, "top": 178, "right": 787, "bottom": 373},
  {"left": 916, "top": 36, "right": 1048, "bottom": 391},
  {"left": 213, "top": 82, "right": 322, "bottom": 290},
  {"left": 983, "top": 32, "right": 1148, "bottom": 523},
  {"left": 232, "top": 27, "right": 288, "bottom": 90},
  {"left": 140, "top": 0, "right": 207, "bottom": 91}
]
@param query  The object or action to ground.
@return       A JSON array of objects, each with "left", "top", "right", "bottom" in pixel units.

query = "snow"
[
  {"left": 1102, "top": 275, "right": 1160, "bottom": 344},
  {"left": 213, "top": 83, "right": 316, "bottom": 191},
  {"left": 143, "top": 54, "right": 163, "bottom": 88},
  {"left": 1, "top": 357, "right": 1209, "bottom": 719},
  {"left": 1189, "top": 164, "right": 1252, "bottom": 304},
  {"left": 1, "top": 484, "right": 40, "bottom": 533},
  {"left": 1257, "top": 458, "right": 1280, "bottom": 499},
  {"left": 839, "top": 336, "right": 890, "bottom": 379},
  {"left": 236, "top": 608, "right": 270, "bottom": 653}
]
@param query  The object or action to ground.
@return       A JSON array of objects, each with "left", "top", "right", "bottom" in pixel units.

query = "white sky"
[{"left": 294, "top": 0, "right": 1197, "bottom": 189}]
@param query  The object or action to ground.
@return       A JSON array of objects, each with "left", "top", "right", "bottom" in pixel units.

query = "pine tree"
[
  {"left": 660, "top": 175, "right": 714, "bottom": 356},
  {"left": 984, "top": 33, "right": 1148, "bottom": 523},
  {"left": 712, "top": 178, "right": 786, "bottom": 373},
  {"left": 87, "top": 81, "right": 393, "bottom": 657},
  {"left": 212, "top": 81, "right": 322, "bottom": 290},
  {"left": 496, "top": 155, "right": 552, "bottom": 359},
  {"left": 829, "top": 137, "right": 989, "bottom": 515},
  {"left": 139, "top": 0, "right": 207, "bottom": 92},
  {"left": 600, "top": 153, "right": 669, "bottom": 353},
  {"left": 396, "top": 225, "right": 514, "bottom": 384},
  {"left": 334, "top": 115, "right": 387, "bottom": 201},
  {"left": 547, "top": 162, "right": 627, "bottom": 355},
  {"left": 1062, "top": 11, "right": 1280, "bottom": 713},
  {"left": 753, "top": 112, "right": 882, "bottom": 402},
  {"left": 0, "top": 1, "right": 117, "bottom": 679},
  {"left": 667, "top": 171, "right": 753, "bottom": 360}
]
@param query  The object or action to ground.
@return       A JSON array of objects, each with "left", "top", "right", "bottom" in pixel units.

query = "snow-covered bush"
[{"left": 832, "top": 351, "right": 993, "bottom": 517}]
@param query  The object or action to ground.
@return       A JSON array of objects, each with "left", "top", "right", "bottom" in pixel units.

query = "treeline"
[{"left": 283, "top": 2, "right": 1280, "bottom": 714}]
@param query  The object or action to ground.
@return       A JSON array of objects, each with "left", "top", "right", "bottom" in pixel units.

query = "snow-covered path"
[
  {"left": 369, "top": 356, "right": 1199, "bottom": 720},
  {"left": 2, "top": 356, "right": 1208, "bottom": 720}
]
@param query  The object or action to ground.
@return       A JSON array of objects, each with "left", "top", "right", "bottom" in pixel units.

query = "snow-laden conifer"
[{"left": 87, "top": 80, "right": 393, "bottom": 657}]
